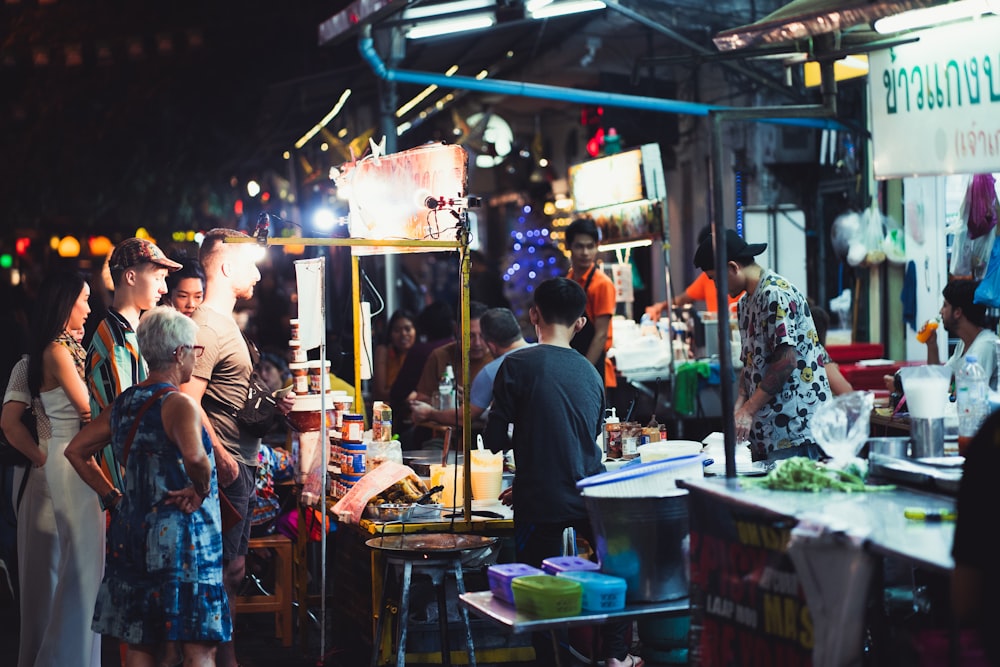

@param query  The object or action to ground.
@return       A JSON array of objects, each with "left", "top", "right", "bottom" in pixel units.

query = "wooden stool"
[{"left": 235, "top": 534, "right": 293, "bottom": 647}]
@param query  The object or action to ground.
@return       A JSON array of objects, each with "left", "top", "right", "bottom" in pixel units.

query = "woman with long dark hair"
[
  {"left": 371, "top": 308, "right": 417, "bottom": 401},
  {"left": 17, "top": 269, "right": 100, "bottom": 667}
]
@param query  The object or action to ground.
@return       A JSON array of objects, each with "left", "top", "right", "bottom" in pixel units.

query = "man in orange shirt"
[{"left": 565, "top": 217, "right": 616, "bottom": 388}]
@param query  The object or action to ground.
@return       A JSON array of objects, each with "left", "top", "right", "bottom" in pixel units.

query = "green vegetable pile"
[{"left": 742, "top": 457, "right": 895, "bottom": 493}]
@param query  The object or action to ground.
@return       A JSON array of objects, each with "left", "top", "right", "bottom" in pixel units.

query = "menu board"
[
  {"left": 343, "top": 142, "right": 468, "bottom": 254},
  {"left": 687, "top": 491, "right": 813, "bottom": 666}
]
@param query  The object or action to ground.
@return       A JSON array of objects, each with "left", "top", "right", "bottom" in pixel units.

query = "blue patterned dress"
[{"left": 92, "top": 382, "right": 231, "bottom": 645}]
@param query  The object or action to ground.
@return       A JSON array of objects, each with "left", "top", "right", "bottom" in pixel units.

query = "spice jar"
[
  {"left": 289, "top": 318, "right": 300, "bottom": 340},
  {"left": 289, "top": 362, "right": 309, "bottom": 394},
  {"left": 289, "top": 339, "right": 306, "bottom": 364},
  {"left": 308, "top": 360, "right": 331, "bottom": 393},
  {"left": 342, "top": 414, "right": 364, "bottom": 442}
]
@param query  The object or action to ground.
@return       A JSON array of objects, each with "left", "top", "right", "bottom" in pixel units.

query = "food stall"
[{"left": 237, "top": 141, "right": 532, "bottom": 663}]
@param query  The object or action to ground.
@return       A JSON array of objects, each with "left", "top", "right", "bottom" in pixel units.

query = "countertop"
[{"left": 678, "top": 477, "right": 956, "bottom": 572}]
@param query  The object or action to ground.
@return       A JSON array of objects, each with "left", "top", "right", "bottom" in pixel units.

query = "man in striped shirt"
[{"left": 86, "top": 238, "right": 181, "bottom": 474}]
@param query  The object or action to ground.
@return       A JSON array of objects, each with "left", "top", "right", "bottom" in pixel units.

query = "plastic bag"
[
  {"left": 331, "top": 461, "right": 417, "bottom": 524},
  {"left": 950, "top": 224, "right": 994, "bottom": 279},
  {"left": 974, "top": 238, "right": 1000, "bottom": 308},
  {"left": 861, "top": 209, "right": 887, "bottom": 265},
  {"left": 961, "top": 173, "right": 999, "bottom": 240},
  {"left": 811, "top": 391, "right": 874, "bottom": 465}
]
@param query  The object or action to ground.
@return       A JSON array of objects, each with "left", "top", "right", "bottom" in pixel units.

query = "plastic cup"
[
  {"left": 430, "top": 464, "right": 464, "bottom": 507},
  {"left": 470, "top": 450, "right": 504, "bottom": 501}
]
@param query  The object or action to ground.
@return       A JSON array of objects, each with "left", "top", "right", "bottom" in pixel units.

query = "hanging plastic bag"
[
  {"left": 961, "top": 173, "right": 999, "bottom": 240},
  {"left": 861, "top": 208, "right": 887, "bottom": 266},
  {"left": 950, "top": 224, "right": 994, "bottom": 279},
  {"left": 974, "top": 237, "right": 1000, "bottom": 308}
]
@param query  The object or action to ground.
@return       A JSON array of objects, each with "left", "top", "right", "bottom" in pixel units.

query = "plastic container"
[
  {"left": 956, "top": 354, "right": 988, "bottom": 455},
  {"left": 556, "top": 571, "right": 627, "bottom": 611},
  {"left": 308, "top": 360, "right": 332, "bottom": 393},
  {"left": 541, "top": 555, "right": 600, "bottom": 575},
  {"left": 342, "top": 414, "right": 365, "bottom": 442},
  {"left": 577, "top": 455, "right": 706, "bottom": 497},
  {"left": 341, "top": 441, "right": 367, "bottom": 475},
  {"left": 511, "top": 575, "right": 583, "bottom": 618},
  {"left": 289, "top": 339, "right": 306, "bottom": 363},
  {"left": 638, "top": 440, "right": 703, "bottom": 463},
  {"left": 487, "top": 563, "right": 545, "bottom": 605},
  {"left": 289, "top": 361, "right": 309, "bottom": 394}
]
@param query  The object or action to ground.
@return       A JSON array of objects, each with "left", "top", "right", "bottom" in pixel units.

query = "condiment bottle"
[{"left": 604, "top": 408, "right": 622, "bottom": 459}]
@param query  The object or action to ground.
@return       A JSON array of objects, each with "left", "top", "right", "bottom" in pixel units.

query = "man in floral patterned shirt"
[{"left": 695, "top": 229, "right": 831, "bottom": 462}]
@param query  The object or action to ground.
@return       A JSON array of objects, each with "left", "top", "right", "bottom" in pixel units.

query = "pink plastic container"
[{"left": 487, "top": 563, "right": 545, "bottom": 605}]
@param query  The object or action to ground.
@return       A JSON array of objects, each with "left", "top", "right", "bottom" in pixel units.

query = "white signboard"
[{"left": 869, "top": 15, "right": 1000, "bottom": 179}]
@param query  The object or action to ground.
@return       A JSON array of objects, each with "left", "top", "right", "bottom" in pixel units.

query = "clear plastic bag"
[{"left": 367, "top": 439, "right": 403, "bottom": 469}]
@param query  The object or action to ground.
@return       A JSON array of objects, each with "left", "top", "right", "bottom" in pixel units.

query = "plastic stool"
[
  {"left": 370, "top": 553, "right": 477, "bottom": 667},
  {"left": 235, "top": 534, "right": 293, "bottom": 647}
]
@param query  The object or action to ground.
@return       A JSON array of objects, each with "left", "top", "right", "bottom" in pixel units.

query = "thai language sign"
[
  {"left": 688, "top": 490, "right": 813, "bottom": 666},
  {"left": 869, "top": 15, "right": 1000, "bottom": 178}
]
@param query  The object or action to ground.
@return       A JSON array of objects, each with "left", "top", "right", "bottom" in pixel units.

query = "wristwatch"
[{"left": 101, "top": 488, "right": 122, "bottom": 511}]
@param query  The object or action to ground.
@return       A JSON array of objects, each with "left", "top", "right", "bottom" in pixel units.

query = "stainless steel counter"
[
  {"left": 678, "top": 477, "right": 955, "bottom": 572},
  {"left": 458, "top": 591, "right": 689, "bottom": 634}
]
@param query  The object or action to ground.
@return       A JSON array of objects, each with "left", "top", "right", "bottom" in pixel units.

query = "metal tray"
[
  {"left": 869, "top": 454, "right": 962, "bottom": 495},
  {"left": 365, "top": 533, "right": 497, "bottom": 556}
]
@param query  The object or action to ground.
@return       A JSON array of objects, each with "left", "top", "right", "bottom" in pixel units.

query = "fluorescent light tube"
[
  {"left": 402, "top": 0, "right": 495, "bottom": 20},
  {"left": 405, "top": 14, "right": 496, "bottom": 39},
  {"left": 530, "top": 0, "right": 605, "bottom": 19}
]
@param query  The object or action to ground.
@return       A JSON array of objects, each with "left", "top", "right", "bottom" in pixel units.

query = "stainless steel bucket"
[{"left": 583, "top": 490, "right": 690, "bottom": 602}]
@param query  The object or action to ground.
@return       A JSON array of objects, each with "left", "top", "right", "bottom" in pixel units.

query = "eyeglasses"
[{"left": 175, "top": 344, "right": 205, "bottom": 358}]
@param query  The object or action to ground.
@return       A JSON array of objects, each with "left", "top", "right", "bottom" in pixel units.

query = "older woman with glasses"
[{"left": 66, "top": 306, "right": 229, "bottom": 667}]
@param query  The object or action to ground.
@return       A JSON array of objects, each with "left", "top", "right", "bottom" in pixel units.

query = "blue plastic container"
[
  {"left": 556, "top": 571, "right": 627, "bottom": 611},
  {"left": 487, "top": 563, "right": 545, "bottom": 605},
  {"left": 541, "top": 555, "right": 600, "bottom": 575}
]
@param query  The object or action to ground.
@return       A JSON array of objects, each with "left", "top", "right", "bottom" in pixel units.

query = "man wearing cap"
[
  {"left": 694, "top": 229, "right": 831, "bottom": 462},
  {"left": 87, "top": 238, "right": 181, "bottom": 469}
]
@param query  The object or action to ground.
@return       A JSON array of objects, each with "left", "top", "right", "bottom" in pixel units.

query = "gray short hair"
[{"left": 137, "top": 306, "right": 199, "bottom": 371}]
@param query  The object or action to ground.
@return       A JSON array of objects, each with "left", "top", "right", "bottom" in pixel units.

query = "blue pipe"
[{"left": 359, "top": 36, "right": 845, "bottom": 130}]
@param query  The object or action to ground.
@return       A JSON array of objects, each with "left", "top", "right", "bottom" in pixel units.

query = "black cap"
[{"left": 694, "top": 229, "right": 767, "bottom": 271}]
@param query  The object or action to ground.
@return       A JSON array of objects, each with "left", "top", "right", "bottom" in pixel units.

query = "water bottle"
[
  {"left": 955, "top": 354, "right": 989, "bottom": 456},
  {"left": 438, "top": 365, "right": 456, "bottom": 411}
]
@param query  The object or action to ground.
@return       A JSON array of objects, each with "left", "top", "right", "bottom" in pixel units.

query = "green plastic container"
[{"left": 511, "top": 575, "right": 582, "bottom": 618}]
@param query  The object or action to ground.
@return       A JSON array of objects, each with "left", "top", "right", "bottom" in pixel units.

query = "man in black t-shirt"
[{"left": 485, "top": 277, "right": 642, "bottom": 667}]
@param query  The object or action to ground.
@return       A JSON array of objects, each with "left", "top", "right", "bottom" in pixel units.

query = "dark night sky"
[{"left": 0, "top": 1, "right": 356, "bottom": 237}]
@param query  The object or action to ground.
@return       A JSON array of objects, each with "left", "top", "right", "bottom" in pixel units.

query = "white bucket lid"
[{"left": 290, "top": 392, "right": 340, "bottom": 412}]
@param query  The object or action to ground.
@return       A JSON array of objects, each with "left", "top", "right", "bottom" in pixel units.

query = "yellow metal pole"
[
  {"left": 352, "top": 254, "right": 363, "bottom": 423},
  {"left": 460, "top": 242, "right": 472, "bottom": 522}
]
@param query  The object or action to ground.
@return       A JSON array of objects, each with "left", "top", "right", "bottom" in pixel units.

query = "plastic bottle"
[
  {"left": 955, "top": 354, "right": 989, "bottom": 456},
  {"left": 438, "top": 364, "right": 456, "bottom": 411},
  {"left": 603, "top": 408, "right": 622, "bottom": 459},
  {"left": 916, "top": 318, "right": 939, "bottom": 344}
]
